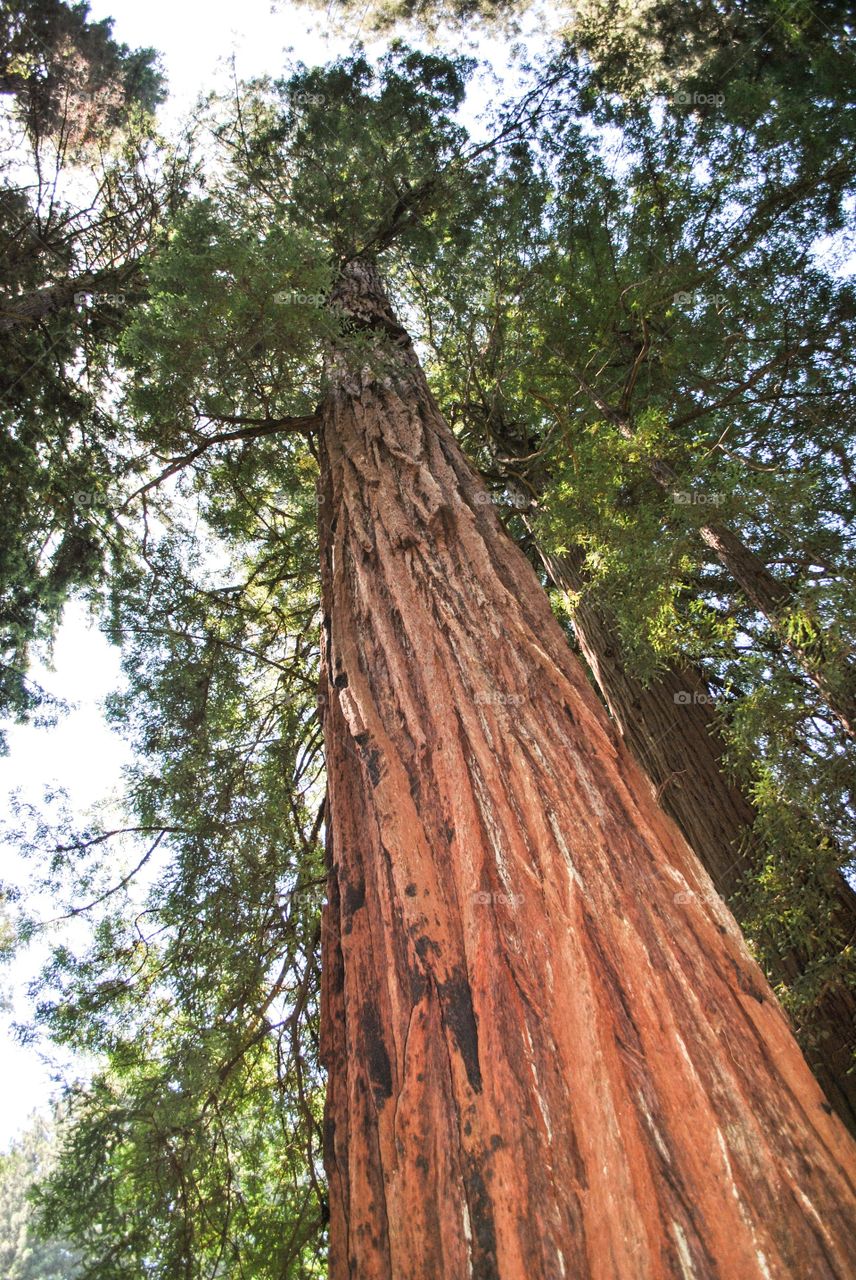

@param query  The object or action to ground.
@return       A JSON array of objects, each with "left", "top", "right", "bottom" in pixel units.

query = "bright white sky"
[
  {"left": 87, "top": 0, "right": 353, "bottom": 118},
  {"left": 0, "top": 0, "right": 548, "bottom": 1151},
  {"left": 0, "top": 606, "right": 127, "bottom": 1147}
]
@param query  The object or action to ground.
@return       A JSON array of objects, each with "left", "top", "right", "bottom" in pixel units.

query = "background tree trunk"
[
  {"left": 588, "top": 405, "right": 856, "bottom": 738},
  {"left": 697, "top": 520, "right": 856, "bottom": 737},
  {"left": 533, "top": 540, "right": 856, "bottom": 1137},
  {"left": 0, "top": 265, "right": 139, "bottom": 331},
  {"left": 317, "top": 258, "right": 856, "bottom": 1280}
]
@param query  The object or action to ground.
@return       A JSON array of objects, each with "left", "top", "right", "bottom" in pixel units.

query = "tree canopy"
[{"left": 1, "top": 5, "right": 854, "bottom": 1275}]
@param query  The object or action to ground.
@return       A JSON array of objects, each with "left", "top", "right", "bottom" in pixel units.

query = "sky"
[
  {"left": 86, "top": 0, "right": 353, "bottom": 118},
  {"left": 0, "top": 0, "right": 549, "bottom": 1154},
  {"left": 0, "top": 606, "right": 128, "bottom": 1148}
]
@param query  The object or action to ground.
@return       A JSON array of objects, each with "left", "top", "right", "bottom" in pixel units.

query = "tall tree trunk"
[
  {"left": 533, "top": 539, "right": 856, "bottom": 1137},
  {"left": 317, "top": 258, "right": 856, "bottom": 1279}
]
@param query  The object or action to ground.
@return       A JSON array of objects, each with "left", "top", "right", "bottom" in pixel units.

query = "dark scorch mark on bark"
[
  {"left": 353, "top": 731, "right": 382, "bottom": 787},
  {"left": 438, "top": 969, "right": 483, "bottom": 1093},
  {"left": 361, "top": 1000, "right": 393, "bottom": 1104},
  {"left": 462, "top": 1156, "right": 499, "bottom": 1279},
  {"left": 342, "top": 877, "right": 366, "bottom": 933}
]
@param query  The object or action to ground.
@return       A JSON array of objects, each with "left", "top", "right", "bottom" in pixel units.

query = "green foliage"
[
  {"left": 120, "top": 200, "right": 329, "bottom": 452},
  {"left": 37, "top": 1071, "right": 324, "bottom": 1279},
  {"left": 0, "top": 0, "right": 165, "bottom": 148},
  {"left": 0, "top": 37, "right": 188, "bottom": 744},
  {"left": 572, "top": 1, "right": 856, "bottom": 123},
  {"left": 217, "top": 47, "right": 481, "bottom": 262},
  {"left": 22, "top": 517, "right": 327, "bottom": 1277}
]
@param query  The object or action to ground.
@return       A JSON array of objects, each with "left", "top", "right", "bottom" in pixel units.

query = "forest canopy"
[{"left": 1, "top": 1, "right": 854, "bottom": 1276}]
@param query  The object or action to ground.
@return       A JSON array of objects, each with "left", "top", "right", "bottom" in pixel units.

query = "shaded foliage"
[{"left": 0, "top": 0, "right": 164, "bottom": 148}]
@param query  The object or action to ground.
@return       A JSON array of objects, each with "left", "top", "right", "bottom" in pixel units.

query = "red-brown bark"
[
  {"left": 532, "top": 542, "right": 756, "bottom": 898},
  {"left": 317, "top": 258, "right": 856, "bottom": 1279},
  {"left": 533, "top": 541, "right": 856, "bottom": 1137}
]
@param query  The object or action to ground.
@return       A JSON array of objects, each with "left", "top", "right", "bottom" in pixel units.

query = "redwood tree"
[
  {"left": 533, "top": 541, "right": 856, "bottom": 1135},
  {"left": 317, "top": 256, "right": 856, "bottom": 1277},
  {"left": 410, "top": 80, "right": 856, "bottom": 1142}
]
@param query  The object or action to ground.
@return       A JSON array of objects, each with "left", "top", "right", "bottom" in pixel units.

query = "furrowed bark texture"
[
  {"left": 533, "top": 543, "right": 754, "bottom": 899},
  {"left": 317, "top": 258, "right": 856, "bottom": 1280},
  {"left": 535, "top": 542, "right": 856, "bottom": 1137}
]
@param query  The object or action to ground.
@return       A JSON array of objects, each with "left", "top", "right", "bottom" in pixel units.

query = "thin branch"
[
  {"left": 119, "top": 413, "right": 320, "bottom": 510},
  {"left": 41, "top": 830, "right": 168, "bottom": 924}
]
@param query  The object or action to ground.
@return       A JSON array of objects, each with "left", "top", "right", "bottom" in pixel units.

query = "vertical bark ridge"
[
  {"left": 531, "top": 541, "right": 856, "bottom": 1135},
  {"left": 317, "top": 258, "right": 856, "bottom": 1279}
]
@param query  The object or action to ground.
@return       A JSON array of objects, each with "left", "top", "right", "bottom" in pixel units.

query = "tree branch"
[{"left": 120, "top": 412, "right": 320, "bottom": 509}]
